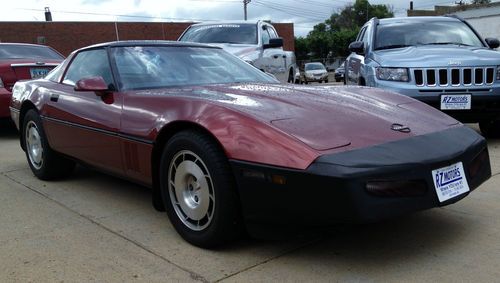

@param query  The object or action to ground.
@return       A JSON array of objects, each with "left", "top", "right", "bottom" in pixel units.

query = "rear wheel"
[
  {"left": 23, "top": 110, "right": 75, "bottom": 180},
  {"left": 325, "top": 79, "right": 329, "bottom": 83},
  {"left": 287, "top": 70, "right": 294, "bottom": 83},
  {"left": 160, "top": 130, "right": 242, "bottom": 248},
  {"left": 479, "top": 120, "right": 500, "bottom": 138}
]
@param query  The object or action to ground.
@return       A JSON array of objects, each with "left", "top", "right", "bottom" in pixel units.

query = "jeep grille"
[{"left": 414, "top": 67, "right": 495, "bottom": 87}]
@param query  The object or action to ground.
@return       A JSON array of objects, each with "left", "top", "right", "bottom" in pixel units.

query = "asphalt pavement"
[{"left": 1, "top": 122, "right": 499, "bottom": 282}]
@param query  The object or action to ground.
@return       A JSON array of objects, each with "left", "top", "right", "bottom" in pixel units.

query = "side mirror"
[
  {"left": 264, "top": 37, "right": 284, "bottom": 49},
  {"left": 74, "top": 77, "right": 109, "bottom": 94},
  {"left": 485, "top": 38, "right": 500, "bottom": 49},
  {"left": 349, "top": 41, "right": 365, "bottom": 55}
]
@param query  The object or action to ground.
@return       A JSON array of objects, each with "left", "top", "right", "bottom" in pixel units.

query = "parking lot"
[{"left": 0, "top": 122, "right": 499, "bottom": 282}]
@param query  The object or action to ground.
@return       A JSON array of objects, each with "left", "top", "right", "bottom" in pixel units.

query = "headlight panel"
[
  {"left": 376, "top": 67, "right": 409, "bottom": 82},
  {"left": 0, "top": 77, "right": 3, "bottom": 88}
]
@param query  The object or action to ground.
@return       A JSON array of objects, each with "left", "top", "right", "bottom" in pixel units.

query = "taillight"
[{"left": 366, "top": 180, "right": 427, "bottom": 197}]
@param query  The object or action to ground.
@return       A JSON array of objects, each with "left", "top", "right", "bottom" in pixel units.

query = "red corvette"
[
  {"left": 0, "top": 43, "right": 63, "bottom": 119},
  {"left": 10, "top": 41, "right": 491, "bottom": 248}
]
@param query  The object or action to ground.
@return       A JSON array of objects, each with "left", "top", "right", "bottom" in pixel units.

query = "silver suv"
[{"left": 345, "top": 16, "right": 500, "bottom": 137}]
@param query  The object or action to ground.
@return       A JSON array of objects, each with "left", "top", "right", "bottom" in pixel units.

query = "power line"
[
  {"left": 256, "top": 0, "right": 334, "bottom": 16},
  {"left": 252, "top": 2, "right": 326, "bottom": 21},
  {"left": 253, "top": 0, "right": 332, "bottom": 18}
]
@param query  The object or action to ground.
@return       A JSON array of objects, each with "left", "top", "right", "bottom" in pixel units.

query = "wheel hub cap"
[
  {"left": 25, "top": 121, "right": 43, "bottom": 169},
  {"left": 168, "top": 151, "right": 215, "bottom": 231}
]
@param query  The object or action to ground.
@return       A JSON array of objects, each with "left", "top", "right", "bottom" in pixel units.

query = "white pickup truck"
[{"left": 179, "top": 21, "right": 298, "bottom": 83}]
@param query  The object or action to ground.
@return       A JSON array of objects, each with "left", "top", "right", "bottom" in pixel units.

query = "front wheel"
[
  {"left": 160, "top": 130, "right": 242, "bottom": 248},
  {"left": 23, "top": 110, "right": 75, "bottom": 180},
  {"left": 479, "top": 120, "right": 500, "bottom": 138}
]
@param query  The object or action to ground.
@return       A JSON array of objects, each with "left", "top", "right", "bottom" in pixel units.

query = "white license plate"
[
  {"left": 440, "top": 94, "right": 471, "bottom": 110},
  {"left": 432, "top": 162, "right": 470, "bottom": 202},
  {"left": 30, "top": 68, "right": 50, "bottom": 79}
]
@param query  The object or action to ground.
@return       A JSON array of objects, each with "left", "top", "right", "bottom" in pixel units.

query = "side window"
[
  {"left": 268, "top": 27, "right": 278, "bottom": 39},
  {"left": 62, "top": 49, "right": 114, "bottom": 89},
  {"left": 261, "top": 27, "right": 271, "bottom": 45},
  {"left": 45, "top": 63, "right": 64, "bottom": 82},
  {"left": 361, "top": 26, "right": 370, "bottom": 43},
  {"left": 356, "top": 27, "right": 367, "bottom": 42}
]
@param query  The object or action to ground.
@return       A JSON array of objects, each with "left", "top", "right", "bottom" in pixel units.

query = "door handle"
[{"left": 50, "top": 94, "right": 59, "bottom": 102}]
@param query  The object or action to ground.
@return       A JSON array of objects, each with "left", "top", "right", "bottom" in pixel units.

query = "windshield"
[
  {"left": 375, "top": 20, "right": 484, "bottom": 50},
  {"left": 111, "top": 46, "right": 276, "bottom": 90},
  {"left": 179, "top": 24, "right": 258, "bottom": 45},
  {"left": 0, "top": 45, "right": 63, "bottom": 60},
  {"left": 305, "top": 63, "right": 326, "bottom": 71}
]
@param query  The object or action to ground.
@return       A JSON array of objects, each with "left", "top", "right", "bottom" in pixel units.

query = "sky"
[{"left": 0, "top": 0, "right": 492, "bottom": 37}]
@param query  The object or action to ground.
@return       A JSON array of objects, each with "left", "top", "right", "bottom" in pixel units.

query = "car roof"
[
  {"left": 378, "top": 16, "right": 460, "bottom": 25},
  {"left": 189, "top": 21, "right": 262, "bottom": 27},
  {"left": 0, "top": 42, "right": 52, "bottom": 48},
  {"left": 76, "top": 40, "right": 222, "bottom": 53}
]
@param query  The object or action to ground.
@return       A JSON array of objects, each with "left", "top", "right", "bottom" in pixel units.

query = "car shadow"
[{"left": 59, "top": 165, "right": 471, "bottom": 259}]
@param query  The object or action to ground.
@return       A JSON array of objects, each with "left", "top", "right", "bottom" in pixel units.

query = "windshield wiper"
[
  {"left": 375, "top": 44, "right": 412, "bottom": 50},
  {"left": 420, "top": 42, "right": 473, "bottom": 47},
  {"left": 210, "top": 41, "right": 244, "bottom": 44}
]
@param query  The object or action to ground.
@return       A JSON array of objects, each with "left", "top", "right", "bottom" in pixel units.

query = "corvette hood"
[
  {"left": 202, "top": 84, "right": 460, "bottom": 151},
  {"left": 142, "top": 84, "right": 459, "bottom": 152},
  {"left": 372, "top": 45, "right": 500, "bottom": 67}
]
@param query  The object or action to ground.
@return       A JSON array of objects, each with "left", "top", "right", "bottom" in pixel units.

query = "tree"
[{"left": 295, "top": 0, "right": 393, "bottom": 60}]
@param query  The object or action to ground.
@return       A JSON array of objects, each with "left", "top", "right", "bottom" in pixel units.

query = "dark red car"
[
  {"left": 0, "top": 43, "right": 63, "bottom": 119},
  {"left": 10, "top": 41, "right": 491, "bottom": 248}
]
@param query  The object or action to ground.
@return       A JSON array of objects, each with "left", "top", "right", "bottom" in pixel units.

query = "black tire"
[
  {"left": 335, "top": 79, "right": 341, "bottom": 82},
  {"left": 287, "top": 70, "right": 294, "bottom": 83},
  {"left": 325, "top": 79, "right": 329, "bottom": 83},
  {"left": 305, "top": 81, "right": 308, "bottom": 85},
  {"left": 479, "top": 120, "right": 500, "bottom": 138},
  {"left": 22, "top": 110, "right": 75, "bottom": 180},
  {"left": 159, "top": 130, "right": 242, "bottom": 248}
]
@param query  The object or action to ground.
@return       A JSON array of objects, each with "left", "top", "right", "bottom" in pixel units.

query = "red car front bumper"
[{"left": 231, "top": 126, "right": 491, "bottom": 237}]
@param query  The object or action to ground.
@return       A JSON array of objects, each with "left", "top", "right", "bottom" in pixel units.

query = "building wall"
[
  {"left": 408, "top": 2, "right": 500, "bottom": 42},
  {"left": 0, "top": 21, "right": 295, "bottom": 56}
]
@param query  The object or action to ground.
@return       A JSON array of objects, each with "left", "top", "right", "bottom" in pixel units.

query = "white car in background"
[{"left": 179, "top": 21, "right": 298, "bottom": 84}]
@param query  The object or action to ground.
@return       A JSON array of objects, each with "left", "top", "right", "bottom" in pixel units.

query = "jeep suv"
[{"left": 345, "top": 16, "right": 500, "bottom": 137}]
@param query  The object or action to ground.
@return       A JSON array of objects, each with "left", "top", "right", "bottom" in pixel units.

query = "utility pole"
[{"left": 244, "top": 0, "right": 251, "bottom": 21}]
